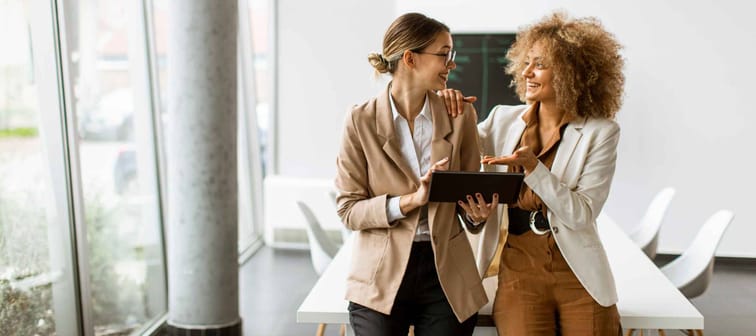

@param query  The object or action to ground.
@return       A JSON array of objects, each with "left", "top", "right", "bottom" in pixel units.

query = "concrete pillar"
[{"left": 166, "top": 0, "right": 240, "bottom": 334}]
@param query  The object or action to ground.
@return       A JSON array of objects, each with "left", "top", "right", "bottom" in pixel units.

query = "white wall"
[
  {"left": 275, "top": 0, "right": 756, "bottom": 257},
  {"left": 276, "top": 0, "right": 393, "bottom": 178}
]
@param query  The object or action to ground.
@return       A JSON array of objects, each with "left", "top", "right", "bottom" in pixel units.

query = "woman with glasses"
[
  {"left": 335, "top": 12, "right": 498, "bottom": 336},
  {"left": 440, "top": 12, "right": 626, "bottom": 335}
]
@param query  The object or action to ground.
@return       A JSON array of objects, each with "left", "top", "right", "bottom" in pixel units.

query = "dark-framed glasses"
[{"left": 414, "top": 49, "right": 456, "bottom": 66}]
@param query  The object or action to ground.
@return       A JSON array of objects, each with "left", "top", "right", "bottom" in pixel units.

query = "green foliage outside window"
[
  {"left": 0, "top": 182, "right": 147, "bottom": 335},
  {"left": 0, "top": 127, "right": 38, "bottom": 138}
]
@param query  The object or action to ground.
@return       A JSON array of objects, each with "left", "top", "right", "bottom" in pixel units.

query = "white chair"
[
  {"left": 296, "top": 201, "right": 339, "bottom": 275},
  {"left": 327, "top": 190, "right": 352, "bottom": 244},
  {"left": 661, "top": 209, "right": 734, "bottom": 299},
  {"left": 626, "top": 210, "right": 734, "bottom": 336},
  {"left": 296, "top": 200, "right": 343, "bottom": 336},
  {"left": 628, "top": 187, "right": 676, "bottom": 260}
]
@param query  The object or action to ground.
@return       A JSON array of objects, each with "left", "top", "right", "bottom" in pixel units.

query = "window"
[
  {"left": 0, "top": 1, "right": 76, "bottom": 334},
  {"left": 248, "top": 0, "right": 273, "bottom": 178},
  {"left": 61, "top": 0, "right": 167, "bottom": 333}
]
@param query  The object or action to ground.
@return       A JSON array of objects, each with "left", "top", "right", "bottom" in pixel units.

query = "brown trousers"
[{"left": 492, "top": 231, "right": 621, "bottom": 336}]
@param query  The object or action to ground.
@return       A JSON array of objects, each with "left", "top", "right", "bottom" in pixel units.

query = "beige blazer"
[
  {"left": 335, "top": 86, "right": 492, "bottom": 322},
  {"left": 476, "top": 105, "right": 620, "bottom": 307}
]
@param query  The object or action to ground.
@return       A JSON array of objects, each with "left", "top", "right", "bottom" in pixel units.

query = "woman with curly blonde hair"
[{"left": 440, "top": 11, "right": 625, "bottom": 335}]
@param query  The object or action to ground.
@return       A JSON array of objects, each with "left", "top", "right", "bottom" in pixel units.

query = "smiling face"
[
  {"left": 522, "top": 40, "right": 556, "bottom": 104},
  {"left": 413, "top": 31, "right": 456, "bottom": 91}
]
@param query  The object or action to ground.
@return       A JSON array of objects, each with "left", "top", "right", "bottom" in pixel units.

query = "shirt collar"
[{"left": 389, "top": 90, "right": 432, "bottom": 123}]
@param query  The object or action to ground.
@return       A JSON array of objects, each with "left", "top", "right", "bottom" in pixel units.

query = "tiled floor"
[{"left": 240, "top": 247, "right": 756, "bottom": 336}]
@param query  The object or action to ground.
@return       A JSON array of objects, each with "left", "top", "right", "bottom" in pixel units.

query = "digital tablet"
[{"left": 428, "top": 171, "right": 524, "bottom": 204}]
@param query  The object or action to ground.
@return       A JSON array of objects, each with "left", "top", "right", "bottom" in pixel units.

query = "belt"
[{"left": 508, "top": 207, "right": 550, "bottom": 235}]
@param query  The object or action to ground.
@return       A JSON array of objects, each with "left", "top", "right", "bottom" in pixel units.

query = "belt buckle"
[{"left": 529, "top": 211, "right": 550, "bottom": 235}]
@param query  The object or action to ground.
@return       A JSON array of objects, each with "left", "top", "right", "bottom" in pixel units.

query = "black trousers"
[{"left": 348, "top": 241, "right": 478, "bottom": 336}]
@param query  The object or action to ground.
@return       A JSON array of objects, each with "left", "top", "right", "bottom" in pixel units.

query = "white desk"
[{"left": 297, "top": 214, "right": 703, "bottom": 334}]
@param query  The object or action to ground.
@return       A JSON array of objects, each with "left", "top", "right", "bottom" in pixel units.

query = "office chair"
[
  {"left": 295, "top": 200, "right": 343, "bottom": 336},
  {"left": 628, "top": 187, "right": 676, "bottom": 260},
  {"left": 626, "top": 210, "right": 734, "bottom": 336},
  {"left": 327, "top": 190, "right": 352, "bottom": 244},
  {"left": 296, "top": 201, "right": 339, "bottom": 275},
  {"left": 661, "top": 209, "right": 734, "bottom": 299}
]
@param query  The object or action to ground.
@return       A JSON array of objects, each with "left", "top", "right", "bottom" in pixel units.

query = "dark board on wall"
[{"left": 448, "top": 33, "right": 520, "bottom": 122}]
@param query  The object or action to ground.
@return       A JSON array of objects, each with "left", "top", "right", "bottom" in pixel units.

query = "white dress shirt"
[{"left": 386, "top": 92, "right": 432, "bottom": 241}]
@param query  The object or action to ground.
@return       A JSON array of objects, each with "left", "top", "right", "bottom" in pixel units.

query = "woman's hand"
[
  {"left": 481, "top": 146, "right": 539, "bottom": 175},
  {"left": 458, "top": 192, "right": 499, "bottom": 224},
  {"left": 400, "top": 157, "right": 449, "bottom": 214},
  {"left": 437, "top": 89, "right": 477, "bottom": 118}
]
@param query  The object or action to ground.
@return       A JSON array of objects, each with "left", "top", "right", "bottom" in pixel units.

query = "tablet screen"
[{"left": 428, "top": 171, "right": 524, "bottom": 204}]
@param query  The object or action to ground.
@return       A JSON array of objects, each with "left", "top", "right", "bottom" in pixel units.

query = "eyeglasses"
[{"left": 414, "top": 49, "right": 456, "bottom": 66}]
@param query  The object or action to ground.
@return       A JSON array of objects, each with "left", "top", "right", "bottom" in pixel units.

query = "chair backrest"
[
  {"left": 296, "top": 201, "right": 339, "bottom": 275},
  {"left": 629, "top": 187, "right": 676, "bottom": 259},
  {"left": 328, "top": 190, "right": 337, "bottom": 204},
  {"left": 327, "top": 190, "right": 352, "bottom": 244},
  {"left": 660, "top": 209, "right": 734, "bottom": 299}
]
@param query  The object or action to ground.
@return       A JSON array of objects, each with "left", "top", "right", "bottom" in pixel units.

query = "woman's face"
[
  {"left": 413, "top": 31, "right": 457, "bottom": 91},
  {"left": 522, "top": 41, "right": 556, "bottom": 103}
]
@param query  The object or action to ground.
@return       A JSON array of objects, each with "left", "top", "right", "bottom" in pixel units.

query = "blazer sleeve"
[
  {"left": 525, "top": 120, "right": 620, "bottom": 231},
  {"left": 334, "top": 108, "right": 393, "bottom": 231}
]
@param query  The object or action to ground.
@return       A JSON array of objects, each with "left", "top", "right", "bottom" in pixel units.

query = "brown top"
[{"left": 511, "top": 103, "right": 574, "bottom": 212}]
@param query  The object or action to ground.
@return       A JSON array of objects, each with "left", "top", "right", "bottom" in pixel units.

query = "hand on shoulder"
[{"left": 437, "top": 88, "right": 477, "bottom": 118}]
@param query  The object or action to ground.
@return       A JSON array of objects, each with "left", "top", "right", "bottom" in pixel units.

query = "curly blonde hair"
[{"left": 506, "top": 12, "right": 625, "bottom": 119}]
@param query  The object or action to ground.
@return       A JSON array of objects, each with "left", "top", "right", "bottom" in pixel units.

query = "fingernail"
[
  {"left": 458, "top": 201, "right": 464, "bottom": 205},
  {"left": 476, "top": 193, "right": 482, "bottom": 197}
]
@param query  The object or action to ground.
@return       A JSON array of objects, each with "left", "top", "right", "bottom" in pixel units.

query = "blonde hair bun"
[{"left": 368, "top": 52, "right": 390, "bottom": 73}]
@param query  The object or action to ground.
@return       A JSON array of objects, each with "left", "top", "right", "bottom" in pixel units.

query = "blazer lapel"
[
  {"left": 552, "top": 117, "right": 585, "bottom": 179},
  {"left": 376, "top": 87, "right": 418, "bottom": 185},
  {"left": 428, "top": 93, "right": 453, "bottom": 169},
  {"left": 499, "top": 110, "right": 528, "bottom": 172},
  {"left": 426, "top": 93, "right": 453, "bottom": 234}
]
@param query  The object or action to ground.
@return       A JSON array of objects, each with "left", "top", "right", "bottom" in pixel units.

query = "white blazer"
[{"left": 476, "top": 104, "right": 620, "bottom": 307}]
